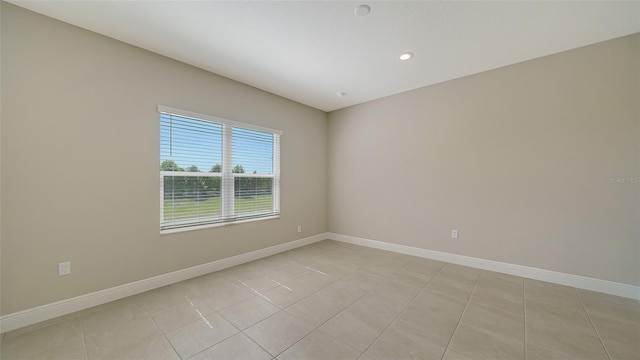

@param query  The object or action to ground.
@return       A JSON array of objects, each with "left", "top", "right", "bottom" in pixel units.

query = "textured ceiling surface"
[{"left": 9, "top": 1, "right": 640, "bottom": 111}]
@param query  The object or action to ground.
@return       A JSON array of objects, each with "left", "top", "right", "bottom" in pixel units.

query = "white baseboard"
[
  {"left": 328, "top": 233, "right": 640, "bottom": 300},
  {"left": 3, "top": 231, "right": 636, "bottom": 334},
  {"left": 0, "top": 233, "right": 328, "bottom": 334}
]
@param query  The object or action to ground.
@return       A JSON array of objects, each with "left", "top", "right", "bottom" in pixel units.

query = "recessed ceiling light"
[
  {"left": 399, "top": 52, "right": 414, "bottom": 61},
  {"left": 337, "top": 92, "right": 348, "bottom": 97},
  {"left": 354, "top": 4, "right": 371, "bottom": 16}
]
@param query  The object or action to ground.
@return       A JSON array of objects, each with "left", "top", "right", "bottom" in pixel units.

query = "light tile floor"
[{"left": 2, "top": 240, "right": 639, "bottom": 360}]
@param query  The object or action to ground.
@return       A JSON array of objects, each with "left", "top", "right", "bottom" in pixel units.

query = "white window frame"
[{"left": 159, "top": 105, "right": 282, "bottom": 234}]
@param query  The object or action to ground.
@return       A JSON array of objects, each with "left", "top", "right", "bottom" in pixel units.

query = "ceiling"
[{"left": 8, "top": 1, "right": 640, "bottom": 112}]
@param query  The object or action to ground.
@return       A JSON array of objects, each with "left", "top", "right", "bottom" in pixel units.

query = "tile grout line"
[
  {"left": 271, "top": 255, "right": 413, "bottom": 357},
  {"left": 195, "top": 247, "right": 428, "bottom": 358},
  {"left": 173, "top": 281, "right": 282, "bottom": 359},
  {"left": 79, "top": 313, "right": 89, "bottom": 360},
  {"left": 357, "top": 261, "right": 449, "bottom": 357},
  {"left": 523, "top": 278, "right": 527, "bottom": 360},
  {"left": 179, "top": 265, "right": 281, "bottom": 357},
  {"left": 142, "top": 298, "right": 184, "bottom": 360},
  {"left": 272, "top": 251, "right": 424, "bottom": 358},
  {"left": 239, "top": 329, "right": 277, "bottom": 360},
  {"left": 439, "top": 267, "right": 482, "bottom": 359},
  {"left": 221, "top": 311, "right": 275, "bottom": 360},
  {"left": 142, "top": 284, "right": 250, "bottom": 359},
  {"left": 575, "top": 289, "right": 613, "bottom": 360},
  {"left": 212, "top": 296, "right": 275, "bottom": 359},
  {"left": 235, "top": 247, "right": 374, "bottom": 358},
  {"left": 195, "top": 266, "right": 321, "bottom": 358}
]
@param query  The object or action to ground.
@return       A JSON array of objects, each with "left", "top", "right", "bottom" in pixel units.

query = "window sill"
[{"left": 160, "top": 215, "right": 280, "bottom": 235}]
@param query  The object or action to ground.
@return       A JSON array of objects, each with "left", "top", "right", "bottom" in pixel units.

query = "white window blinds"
[{"left": 159, "top": 106, "right": 281, "bottom": 232}]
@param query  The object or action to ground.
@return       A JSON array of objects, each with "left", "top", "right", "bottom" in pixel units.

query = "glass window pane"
[
  {"left": 232, "top": 127, "right": 273, "bottom": 175},
  {"left": 160, "top": 108, "right": 280, "bottom": 231},
  {"left": 162, "top": 175, "right": 222, "bottom": 227},
  {"left": 160, "top": 114, "right": 223, "bottom": 173},
  {"left": 234, "top": 177, "right": 274, "bottom": 217}
]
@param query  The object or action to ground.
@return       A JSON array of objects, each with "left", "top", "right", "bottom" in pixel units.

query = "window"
[{"left": 159, "top": 106, "right": 281, "bottom": 232}]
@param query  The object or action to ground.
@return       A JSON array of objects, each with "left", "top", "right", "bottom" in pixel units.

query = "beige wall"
[
  {"left": 329, "top": 34, "right": 640, "bottom": 286},
  {"left": 0, "top": 0, "right": 3, "bottom": 317},
  {"left": 0, "top": 3, "right": 328, "bottom": 315}
]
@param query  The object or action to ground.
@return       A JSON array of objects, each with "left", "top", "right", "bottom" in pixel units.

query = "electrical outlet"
[
  {"left": 451, "top": 229, "right": 458, "bottom": 239},
  {"left": 58, "top": 261, "right": 71, "bottom": 276},
  {"left": 297, "top": 225, "right": 302, "bottom": 233}
]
